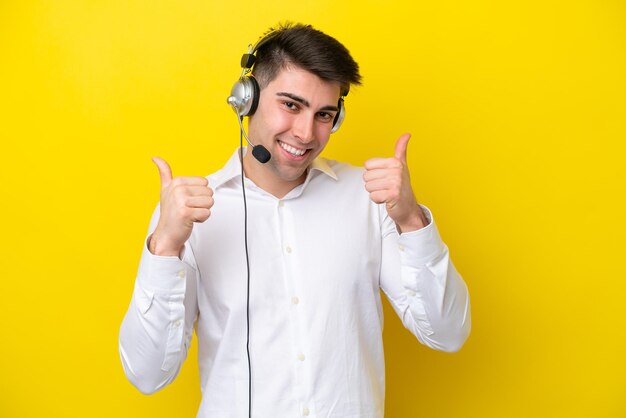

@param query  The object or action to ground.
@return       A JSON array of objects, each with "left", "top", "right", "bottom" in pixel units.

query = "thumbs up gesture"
[
  {"left": 149, "top": 157, "right": 214, "bottom": 256},
  {"left": 363, "top": 133, "right": 428, "bottom": 233}
]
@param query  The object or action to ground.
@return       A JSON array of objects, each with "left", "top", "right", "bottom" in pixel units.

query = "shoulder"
[{"left": 206, "top": 151, "right": 242, "bottom": 189}]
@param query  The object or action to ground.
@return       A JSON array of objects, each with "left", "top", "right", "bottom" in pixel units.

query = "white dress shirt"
[{"left": 119, "top": 149, "right": 471, "bottom": 418}]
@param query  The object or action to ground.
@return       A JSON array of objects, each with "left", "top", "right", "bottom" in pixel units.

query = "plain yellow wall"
[{"left": 1, "top": 1, "right": 624, "bottom": 417}]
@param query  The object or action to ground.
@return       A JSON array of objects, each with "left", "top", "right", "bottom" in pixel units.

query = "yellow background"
[{"left": 1, "top": 1, "right": 624, "bottom": 417}]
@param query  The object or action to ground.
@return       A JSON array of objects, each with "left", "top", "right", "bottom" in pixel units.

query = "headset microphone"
[
  {"left": 251, "top": 144, "right": 271, "bottom": 164},
  {"left": 230, "top": 109, "right": 271, "bottom": 164}
]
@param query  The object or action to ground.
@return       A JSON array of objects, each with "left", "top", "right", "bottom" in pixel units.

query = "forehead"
[{"left": 263, "top": 66, "right": 341, "bottom": 105}]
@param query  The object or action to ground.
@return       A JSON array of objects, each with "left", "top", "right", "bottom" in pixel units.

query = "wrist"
[
  {"left": 148, "top": 233, "right": 183, "bottom": 257},
  {"left": 396, "top": 206, "right": 428, "bottom": 233}
]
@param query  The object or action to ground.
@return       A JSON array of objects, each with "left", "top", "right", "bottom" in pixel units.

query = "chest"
[{"left": 189, "top": 183, "right": 384, "bottom": 312}]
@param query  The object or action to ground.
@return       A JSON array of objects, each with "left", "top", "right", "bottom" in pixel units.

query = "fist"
[
  {"left": 149, "top": 157, "right": 214, "bottom": 256},
  {"left": 363, "top": 133, "right": 427, "bottom": 233}
]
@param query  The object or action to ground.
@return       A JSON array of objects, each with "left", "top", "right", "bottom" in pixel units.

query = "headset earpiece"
[
  {"left": 227, "top": 76, "right": 260, "bottom": 117},
  {"left": 331, "top": 97, "right": 345, "bottom": 133},
  {"left": 227, "top": 34, "right": 275, "bottom": 118}
]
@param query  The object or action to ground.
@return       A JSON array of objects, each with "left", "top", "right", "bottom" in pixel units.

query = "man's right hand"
[{"left": 149, "top": 157, "right": 214, "bottom": 257}]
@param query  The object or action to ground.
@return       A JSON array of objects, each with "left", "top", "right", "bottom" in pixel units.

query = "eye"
[
  {"left": 283, "top": 101, "right": 299, "bottom": 111},
  {"left": 317, "top": 111, "right": 334, "bottom": 122}
]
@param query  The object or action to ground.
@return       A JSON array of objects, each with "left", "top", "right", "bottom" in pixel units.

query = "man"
[{"left": 119, "top": 22, "right": 471, "bottom": 417}]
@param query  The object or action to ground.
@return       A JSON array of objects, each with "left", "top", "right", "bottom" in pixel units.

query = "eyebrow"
[{"left": 276, "top": 92, "right": 339, "bottom": 112}]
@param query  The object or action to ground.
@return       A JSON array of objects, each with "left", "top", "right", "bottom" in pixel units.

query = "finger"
[
  {"left": 364, "top": 178, "right": 395, "bottom": 193},
  {"left": 364, "top": 157, "right": 402, "bottom": 170},
  {"left": 184, "top": 196, "right": 214, "bottom": 209},
  {"left": 171, "top": 176, "right": 210, "bottom": 187},
  {"left": 152, "top": 156, "right": 173, "bottom": 188},
  {"left": 368, "top": 190, "right": 390, "bottom": 204},
  {"left": 171, "top": 185, "right": 212, "bottom": 203},
  {"left": 363, "top": 168, "right": 397, "bottom": 182},
  {"left": 178, "top": 206, "right": 211, "bottom": 223},
  {"left": 183, "top": 186, "right": 214, "bottom": 197},
  {"left": 190, "top": 208, "right": 211, "bottom": 223},
  {"left": 394, "top": 133, "right": 411, "bottom": 163}
]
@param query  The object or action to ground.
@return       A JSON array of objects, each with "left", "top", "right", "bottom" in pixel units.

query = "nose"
[{"left": 292, "top": 114, "right": 315, "bottom": 144}]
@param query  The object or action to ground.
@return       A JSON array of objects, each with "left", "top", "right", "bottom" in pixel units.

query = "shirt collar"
[{"left": 210, "top": 147, "right": 338, "bottom": 190}]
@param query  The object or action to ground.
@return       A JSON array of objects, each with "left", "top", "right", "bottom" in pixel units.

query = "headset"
[{"left": 227, "top": 32, "right": 346, "bottom": 137}]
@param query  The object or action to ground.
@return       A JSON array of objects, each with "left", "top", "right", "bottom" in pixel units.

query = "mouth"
[{"left": 278, "top": 140, "right": 310, "bottom": 159}]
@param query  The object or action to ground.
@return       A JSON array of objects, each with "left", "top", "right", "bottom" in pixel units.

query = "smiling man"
[
  {"left": 119, "top": 23, "right": 471, "bottom": 418},
  {"left": 244, "top": 65, "right": 340, "bottom": 197}
]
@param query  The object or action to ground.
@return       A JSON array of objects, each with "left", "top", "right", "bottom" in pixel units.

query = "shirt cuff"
[
  {"left": 137, "top": 237, "right": 187, "bottom": 293},
  {"left": 397, "top": 205, "right": 447, "bottom": 266}
]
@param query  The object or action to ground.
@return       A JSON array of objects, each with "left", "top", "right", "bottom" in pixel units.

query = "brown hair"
[{"left": 252, "top": 22, "right": 362, "bottom": 97}]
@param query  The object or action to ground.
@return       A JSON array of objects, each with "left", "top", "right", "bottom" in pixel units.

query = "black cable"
[{"left": 239, "top": 124, "right": 253, "bottom": 418}]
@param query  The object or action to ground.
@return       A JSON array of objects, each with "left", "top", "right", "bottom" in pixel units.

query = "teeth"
[{"left": 279, "top": 141, "right": 306, "bottom": 156}]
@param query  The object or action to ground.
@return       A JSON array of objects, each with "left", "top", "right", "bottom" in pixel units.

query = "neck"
[{"left": 242, "top": 149, "right": 307, "bottom": 199}]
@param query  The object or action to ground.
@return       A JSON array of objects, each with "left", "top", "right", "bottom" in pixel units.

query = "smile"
[{"left": 278, "top": 140, "right": 308, "bottom": 157}]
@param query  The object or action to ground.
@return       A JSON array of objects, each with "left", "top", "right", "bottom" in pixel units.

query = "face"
[{"left": 245, "top": 65, "right": 341, "bottom": 195}]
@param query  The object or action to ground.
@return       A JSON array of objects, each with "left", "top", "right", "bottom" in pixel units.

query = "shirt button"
[
  {"left": 174, "top": 320, "right": 182, "bottom": 327},
  {"left": 278, "top": 200, "right": 285, "bottom": 207},
  {"left": 302, "top": 408, "right": 310, "bottom": 416},
  {"left": 286, "top": 246, "right": 292, "bottom": 254},
  {"left": 292, "top": 296, "right": 300, "bottom": 305},
  {"left": 177, "top": 270, "right": 185, "bottom": 279},
  {"left": 297, "top": 353, "right": 305, "bottom": 361},
  {"left": 398, "top": 244, "right": 405, "bottom": 252},
  {"left": 407, "top": 290, "right": 416, "bottom": 297}
]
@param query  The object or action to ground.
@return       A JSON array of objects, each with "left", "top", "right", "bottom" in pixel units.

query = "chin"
[{"left": 271, "top": 163, "right": 308, "bottom": 183}]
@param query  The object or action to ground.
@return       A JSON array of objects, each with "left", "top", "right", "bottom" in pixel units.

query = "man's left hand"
[{"left": 363, "top": 133, "right": 429, "bottom": 233}]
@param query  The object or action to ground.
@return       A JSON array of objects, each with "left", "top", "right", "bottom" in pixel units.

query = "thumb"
[
  {"left": 394, "top": 133, "right": 411, "bottom": 162},
  {"left": 152, "top": 156, "right": 173, "bottom": 188}
]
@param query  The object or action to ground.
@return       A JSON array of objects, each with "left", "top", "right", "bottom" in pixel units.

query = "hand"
[
  {"left": 149, "top": 157, "right": 214, "bottom": 256},
  {"left": 363, "top": 133, "right": 428, "bottom": 233}
]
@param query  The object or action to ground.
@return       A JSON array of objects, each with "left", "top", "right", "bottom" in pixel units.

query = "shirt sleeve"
[
  {"left": 379, "top": 205, "right": 471, "bottom": 352},
  {"left": 118, "top": 205, "right": 199, "bottom": 394}
]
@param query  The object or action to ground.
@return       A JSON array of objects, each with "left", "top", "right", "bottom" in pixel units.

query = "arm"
[
  {"left": 119, "top": 157, "right": 212, "bottom": 393},
  {"left": 118, "top": 206, "right": 199, "bottom": 394},
  {"left": 380, "top": 206, "right": 471, "bottom": 352},
  {"left": 364, "top": 133, "right": 470, "bottom": 351}
]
